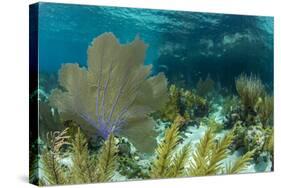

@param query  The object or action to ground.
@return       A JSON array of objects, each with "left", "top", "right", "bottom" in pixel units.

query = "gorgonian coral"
[
  {"left": 235, "top": 74, "right": 266, "bottom": 113},
  {"left": 49, "top": 33, "right": 168, "bottom": 152}
]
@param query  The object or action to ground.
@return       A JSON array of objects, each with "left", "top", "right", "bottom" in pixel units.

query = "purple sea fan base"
[{"left": 80, "top": 112, "right": 126, "bottom": 139}]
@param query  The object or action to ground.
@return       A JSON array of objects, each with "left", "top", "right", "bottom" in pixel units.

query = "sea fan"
[{"left": 49, "top": 33, "right": 168, "bottom": 152}]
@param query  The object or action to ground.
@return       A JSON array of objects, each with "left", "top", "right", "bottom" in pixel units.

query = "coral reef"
[
  {"left": 243, "top": 124, "right": 266, "bottom": 156},
  {"left": 183, "top": 90, "right": 209, "bottom": 118},
  {"left": 38, "top": 123, "right": 257, "bottom": 185},
  {"left": 49, "top": 33, "right": 168, "bottom": 153},
  {"left": 232, "top": 122, "right": 273, "bottom": 159},
  {"left": 256, "top": 95, "right": 274, "bottom": 127},
  {"left": 220, "top": 74, "right": 274, "bottom": 161},
  {"left": 156, "top": 84, "right": 208, "bottom": 123},
  {"left": 235, "top": 74, "right": 266, "bottom": 115},
  {"left": 33, "top": 31, "right": 273, "bottom": 184}
]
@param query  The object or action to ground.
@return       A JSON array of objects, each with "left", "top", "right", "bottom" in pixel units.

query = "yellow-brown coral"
[
  {"left": 150, "top": 115, "right": 190, "bottom": 178},
  {"left": 235, "top": 74, "right": 266, "bottom": 113},
  {"left": 157, "top": 84, "right": 208, "bottom": 122},
  {"left": 256, "top": 95, "right": 273, "bottom": 127}
]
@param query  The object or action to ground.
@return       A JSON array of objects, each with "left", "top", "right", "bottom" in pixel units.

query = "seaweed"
[{"left": 49, "top": 33, "right": 168, "bottom": 153}]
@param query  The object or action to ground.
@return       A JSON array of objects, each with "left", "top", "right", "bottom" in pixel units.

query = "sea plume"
[
  {"left": 235, "top": 74, "right": 266, "bottom": 112},
  {"left": 49, "top": 33, "right": 168, "bottom": 152}
]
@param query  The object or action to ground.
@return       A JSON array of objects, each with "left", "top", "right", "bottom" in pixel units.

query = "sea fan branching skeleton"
[{"left": 49, "top": 33, "right": 168, "bottom": 152}]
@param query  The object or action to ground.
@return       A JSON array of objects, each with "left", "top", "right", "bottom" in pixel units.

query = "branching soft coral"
[
  {"left": 70, "top": 128, "right": 96, "bottom": 183},
  {"left": 150, "top": 115, "right": 190, "bottom": 178},
  {"left": 49, "top": 33, "right": 168, "bottom": 153},
  {"left": 235, "top": 74, "right": 266, "bottom": 113},
  {"left": 156, "top": 84, "right": 208, "bottom": 123},
  {"left": 40, "top": 128, "right": 118, "bottom": 185},
  {"left": 256, "top": 95, "right": 273, "bottom": 126},
  {"left": 225, "top": 150, "right": 255, "bottom": 174},
  {"left": 150, "top": 122, "right": 254, "bottom": 178},
  {"left": 187, "top": 128, "right": 254, "bottom": 176},
  {"left": 40, "top": 128, "right": 70, "bottom": 185}
]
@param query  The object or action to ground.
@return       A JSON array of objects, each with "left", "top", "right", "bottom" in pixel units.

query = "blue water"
[{"left": 38, "top": 2, "right": 273, "bottom": 89}]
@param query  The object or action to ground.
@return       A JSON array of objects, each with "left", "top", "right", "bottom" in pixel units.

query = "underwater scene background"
[{"left": 30, "top": 2, "right": 274, "bottom": 186}]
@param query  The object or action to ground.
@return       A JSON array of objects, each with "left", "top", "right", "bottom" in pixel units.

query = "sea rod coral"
[{"left": 49, "top": 33, "right": 168, "bottom": 152}]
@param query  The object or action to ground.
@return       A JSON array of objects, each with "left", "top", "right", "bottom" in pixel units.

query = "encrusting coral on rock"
[{"left": 220, "top": 74, "right": 274, "bottom": 161}]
